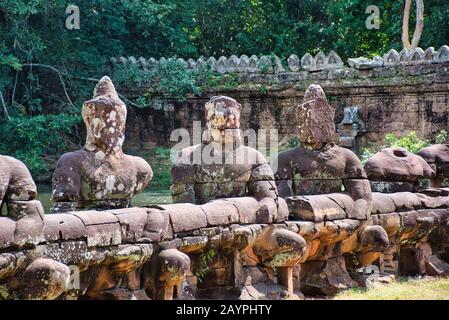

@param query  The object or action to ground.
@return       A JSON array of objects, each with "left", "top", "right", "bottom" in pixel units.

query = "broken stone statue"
[
  {"left": 275, "top": 84, "right": 389, "bottom": 295},
  {"left": 51, "top": 76, "right": 153, "bottom": 212},
  {"left": 0, "top": 155, "right": 45, "bottom": 248}
]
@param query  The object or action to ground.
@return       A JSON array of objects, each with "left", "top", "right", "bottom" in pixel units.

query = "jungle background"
[{"left": 0, "top": 0, "right": 448, "bottom": 188}]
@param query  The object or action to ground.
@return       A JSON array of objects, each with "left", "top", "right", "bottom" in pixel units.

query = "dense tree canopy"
[{"left": 0, "top": 0, "right": 448, "bottom": 179}]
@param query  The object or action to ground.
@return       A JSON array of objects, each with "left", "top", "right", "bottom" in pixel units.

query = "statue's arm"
[
  {"left": 132, "top": 156, "right": 154, "bottom": 193},
  {"left": 2, "top": 156, "right": 37, "bottom": 201},
  {"left": 344, "top": 151, "right": 372, "bottom": 218},
  {"left": 248, "top": 162, "right": 280, "bottom": 221},
  {"left": 51, "top": 153, "right": 82, "bottom": 213},
  {"left": 170, "top": 164, "right": 196, "bottom": 204}
]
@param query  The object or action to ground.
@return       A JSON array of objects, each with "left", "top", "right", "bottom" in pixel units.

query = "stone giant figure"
[{"left": 51, "top": 76, "right": 153, "bottom": 212}]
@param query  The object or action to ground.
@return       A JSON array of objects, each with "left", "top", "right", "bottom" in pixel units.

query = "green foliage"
[
  {"left": 1, "top": 0, "right": 448, "bottom": 111},
  {"left": 112, "top": 61, "right": 240, "bottom": 100},
  {"left": 360, "top": 147, "right": 377, "bottom": 165},
  {"left": 195, "top": 249, "right": 216, "bottom": 283},
  {"left": 0, "top": 54, "right": 22, "bottom": 71},
  {"left": 111, "top": 64, "right": 152, "bottom": 89},
  {"left": 195, "top": 65, "right": 224, "bottom": 89},
  {"left": 151, "top": 164, "right": 172, "bottom": 190},
  {"left": 135, "top": 148, "right": 173, "bottom": 189},
  {"left": 286, "top": 137, "right": 300, "bottom": 149},
  {"left": 258, "top": 85, "right": 268, "bottom": 95},
  {"left": 151, "top": 59, "right": 201, "bottom": 100},
  {"left": 183, "top": 0, "right": 449, "bottom": 61},
  {"left": 195, "top": 66, "right": 239, "bottom": 91},
  {"left": 258, "top": 59, "right": 271, "bottom": 74},
  {"left": 0, "top": 113, "right": 81, "bottom": 180},
  {"left": 435, "top": 129, "right": 447, "bottom": 144},
  {"left": 278, "top": 136, "right": 299, "bottom": 153},
  {"left": 361, "top": 131, "right": 431, "bottom": 164},
  {"left": 222, "top": 72, "right": 239, "bottom": 90},
  {"left": 385, "top": 132, "right": 430, "bottom": 154},
  {"left": 155, "top": 146, "right": 171, "bottom": 158},
  {"left": 112, "top": 59, "right": 201, "bottom": 100}
]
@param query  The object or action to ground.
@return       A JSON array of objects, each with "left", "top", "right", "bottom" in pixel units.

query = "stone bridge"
[
  {"left": 0, "top": 77, "right": 449, "bottom": 300},
  {"left": 110, "top": 46, "right": 449, "bottom": 153}
]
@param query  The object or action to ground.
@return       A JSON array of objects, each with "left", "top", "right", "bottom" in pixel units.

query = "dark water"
[{"left": 35, "top": 184, "right": 173, "bottom": 213}]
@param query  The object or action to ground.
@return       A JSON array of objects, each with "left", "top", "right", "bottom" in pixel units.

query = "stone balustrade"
[
  {"left": 1, "top": 80, "right": 449, "bottom": 300},
  {"left": 1, "top": 160, "right": 448, "bottom": 299},
  {"left": 109, "top": 45, "right": 449, "bottom": 75}
]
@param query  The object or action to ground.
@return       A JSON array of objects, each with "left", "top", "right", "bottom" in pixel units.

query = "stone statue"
[
  {"left": 0, "top": 155, "right": 45, "bottom": 247},
  {"left": 418, "top": 143, "right": 449, "bottom": 187},
  {"left": 0, "top": 155, "right": 37, "bottom": 207},
  {"left": 171, "top": 95, "right": 283, "bottom": 222},
  {"left": 337, "top": 106, "right": 366, "bottom": 154},
  {"left": 275, "top": 84, "right": 372, "bottom": 219},
  {"left": 274, "top": 84, "right": 388, "bottom": 295},
  {"left": 365, "top": 147, "right": 434, "bottom": 192},
  {"left": 170, "top": 95, "right": 305, "bottom": 298},
  {"left": 51, "top": 76, "right": 153, "bottom": 212}
]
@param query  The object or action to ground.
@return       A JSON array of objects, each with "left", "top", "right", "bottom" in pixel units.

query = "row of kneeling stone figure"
[{"left": 0, "top": 77, "right": 448, "bottom": 300}]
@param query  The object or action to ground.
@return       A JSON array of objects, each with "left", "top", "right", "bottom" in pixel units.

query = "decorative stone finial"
[
  {"left": 303, "top": 83, "right": 328, "bottom": 103},
  {"left": 93, "top": 76, "right": 118, "bottom": 98}
]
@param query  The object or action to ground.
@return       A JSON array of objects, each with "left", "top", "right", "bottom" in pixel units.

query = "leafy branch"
[{"left": 194, "top": 249, "right": 216, "bottom": 283}]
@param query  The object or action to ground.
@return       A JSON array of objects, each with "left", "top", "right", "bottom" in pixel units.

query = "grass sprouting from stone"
[{"left": 334, "top": 277, "right": 449, "bottom": 300}]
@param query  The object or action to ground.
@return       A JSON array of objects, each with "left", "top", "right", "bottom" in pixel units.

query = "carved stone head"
[
  {"left": 202, "top": 95, "right": 242, "bottom": 145},
  {"left": 82, "top": 76, "right": 127, "bottom": 154},
  {"left": 296, "top": 84, "right": 336, "bottom": 149},
  {"left": 303, "top": 84, "right": 328, "bottom": 103}
]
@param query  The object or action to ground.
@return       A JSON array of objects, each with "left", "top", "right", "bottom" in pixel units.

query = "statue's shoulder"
[
  {"left": 237, "top": 145, "right": 269, "bottom": 165},
  {"left": 331, "top": 145, "right": 365, "bottom": 177},
  {"left": 127, "top": 154, "right": 152, "bottom": 174},
  {"left": 55, "top": 149, "right": 88, "bottom": 168},
  {"left": 332, "top": 145, "right": 360, "bottom": 162},
  {"left": 277, "top": 147, "right": 303, "bottom": 165},
  {"left": 1, "top": 155, "right": 29, "bottom": 170},
  {"left": 418, "top": 144, "right": 448, "bottom": 162}
]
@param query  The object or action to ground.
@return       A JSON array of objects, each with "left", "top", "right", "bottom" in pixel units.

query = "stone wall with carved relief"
[{"left": 110, "top": 46, "right": 449, "bottom": 152}]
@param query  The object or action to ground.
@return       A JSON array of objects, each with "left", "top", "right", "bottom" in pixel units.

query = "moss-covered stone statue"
[
  {"left": 170, "top": 95, "right": 306, "bottom": 298},
  {"left": 274, "top": 84, "right": 388, "bottom": 295},
  {"left": 51, "top": 76, "right": 153, "bottom": 213},
  {"left": 171, "top": 95, "right": 286, "bottom": 223}
]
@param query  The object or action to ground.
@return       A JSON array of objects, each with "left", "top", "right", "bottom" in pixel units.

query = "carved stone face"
[
  {"left": 296, "top": 84, "right": 336, "bottom": 149},
  {"left": 202, "top": 96, "right": 242, "bottom": 145},
  {"left": 82, "top": 76, "right": 127, "bottom": 154}
]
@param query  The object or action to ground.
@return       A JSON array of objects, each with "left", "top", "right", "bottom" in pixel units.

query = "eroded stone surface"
[
  {"left": 171, "top": 96, "right": 284, "bottom": 224},
  {"left": 1, "top": 78, "right": 449, "bottom": 301},
  {"left": 273, "top": 84, "right": 388, "bottom": 293},
  {"left": 51, "top": 76, "right": 153, "bottom": 212},
  {"left": 365, "top": 147, "right": 434, "bottom": 193},
  {"left": 0, "top": 155, "right": 45, "bottom": 248}
]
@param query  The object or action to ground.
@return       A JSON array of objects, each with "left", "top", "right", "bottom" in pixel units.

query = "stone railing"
[
  {"left": 110, "top": 46, "right": 449, "bottom": 75},
  {"left": 1, "top": 78, "right": 449, "bottom": 301},
  {"left": 1, "top": 149, "right": 449, "bottom": 299}
]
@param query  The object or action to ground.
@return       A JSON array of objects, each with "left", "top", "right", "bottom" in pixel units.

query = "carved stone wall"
[{"left": 112, "top": 47, "right": 449, "bottom": 152}]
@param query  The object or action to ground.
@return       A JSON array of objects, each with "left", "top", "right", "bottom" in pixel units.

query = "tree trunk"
[
  {"left": 402, "top": 0, "right": 424, "bottom": 50},
  {"left": 0, "top": 91, "right": 10, "bottom": 120}
]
